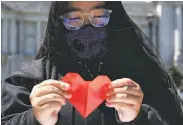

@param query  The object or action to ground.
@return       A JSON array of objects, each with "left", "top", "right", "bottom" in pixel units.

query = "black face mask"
[{"left": 65, "top": 26, "right": 108, "bottom": 60}]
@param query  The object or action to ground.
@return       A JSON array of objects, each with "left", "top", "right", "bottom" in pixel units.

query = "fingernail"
[
  {"left": 67, "top": 94, "right": 72, "bottom": 99},
  {"left": 63, "top": 84, "right": 70, "bottom": 90},
  {"left": 105, "top": 102, "right": 109, "bottom": 107},
  {"left": 106, "top": 98, "right": 110, "bottom": 102},
  {"left": 63, "top": 101, "right": 66, "bottom": 105},
  {"left": 106, "top": 102, "right": 112, "bottom": 107},
  {"left": 64, "top": 93, "right": 71, "bottom": 98},
  {"left": 65, "top": 84, "right": 70, "bottom": 88},
  {"left": 108, "top": 85, "right": 112, "bottom": 89}
]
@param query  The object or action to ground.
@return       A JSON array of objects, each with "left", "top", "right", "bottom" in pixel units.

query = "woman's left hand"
[{"left": 106, "top": 78, "right": 144, "bottom": 122}]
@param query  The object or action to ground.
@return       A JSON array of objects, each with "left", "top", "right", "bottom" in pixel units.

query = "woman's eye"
[
  {"left": 93, "top": 15, "right": 108, "bottom": 18},
  {"left": 68, "top": 17, "right": 81, "bottom": 21}
]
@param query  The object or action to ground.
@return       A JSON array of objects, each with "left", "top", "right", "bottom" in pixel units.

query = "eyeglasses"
[{"left": 60, "top": 9, "right": 112, "bottom": 30}]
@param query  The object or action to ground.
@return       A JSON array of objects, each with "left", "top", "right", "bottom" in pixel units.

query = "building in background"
[
  {"left": 1, "top": 1, "right": 50, "bottom": 79},
  {"left": 1, "top": 1, "right": 183, "bottom": 85}
]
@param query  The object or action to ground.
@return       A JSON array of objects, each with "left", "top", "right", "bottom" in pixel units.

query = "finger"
[
  {"left": 106, "top": 102, "right": 133, "bottom": 109},
  {"left": 109, "top": 78, "right": 136, "bottom": 89},
  {"left": 106, "top": 86, "right": 141, "bottom": 97},
  {"left": 38, "top": 79, "right": 70, "bottom": 91},
  {"left": 41, "top": 101, "right": 62, "bottom": 113},
  {"left": 34, "top": 85, "right": 71, "bottom": 99},
  {"left": 106, "top": 93, "right": 140, "bottom": 105},
  {"left": 36, "top": 93, "right": 66, "bottom": 106}
]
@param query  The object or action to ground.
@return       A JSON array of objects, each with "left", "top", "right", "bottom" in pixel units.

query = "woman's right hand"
[{"left": 30, "top": 79, "right": 71, "bottom": 125}]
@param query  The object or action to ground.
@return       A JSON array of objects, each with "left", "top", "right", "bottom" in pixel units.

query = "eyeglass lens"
[{"left": 62, "top": 9, "right": 110, "bottom": 30}]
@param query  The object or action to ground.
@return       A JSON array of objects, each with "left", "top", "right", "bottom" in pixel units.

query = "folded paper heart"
[{"left": 61, "top": 72, "right": 111, "bottom": 118}]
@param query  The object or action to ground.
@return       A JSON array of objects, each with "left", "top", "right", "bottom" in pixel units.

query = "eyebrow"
[
  {"left": 66, "top": 4, "right": 107, "bottom": 13},
  {"left": 92, "top": 5, "right": 107, "bottom": 10}
]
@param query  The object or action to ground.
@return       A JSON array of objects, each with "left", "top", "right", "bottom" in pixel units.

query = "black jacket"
[{"left": 1, "top": 57, "right": 183, "bottom": 125}]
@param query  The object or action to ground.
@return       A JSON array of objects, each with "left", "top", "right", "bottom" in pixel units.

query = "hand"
[
  {"left": 106, "top": 78, "right": 144, "bottom": 122},
  {"left": 30, "top": 79, "right": 71, "bottom": 125}
]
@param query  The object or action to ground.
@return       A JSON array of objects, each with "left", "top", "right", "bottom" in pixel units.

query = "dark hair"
[{"left": 35, "top": 1, "right": 183, "bottom": 121}]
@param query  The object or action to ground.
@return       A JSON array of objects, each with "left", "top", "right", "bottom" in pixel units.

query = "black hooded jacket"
[
  {"left": 1, "top": 55, "right": 183, "bottom": 125},
  {"left": 1, "top": 1, "right": 183, "bottom": 125}
]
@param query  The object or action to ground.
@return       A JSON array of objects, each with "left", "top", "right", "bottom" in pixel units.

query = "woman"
[{"left": 1, "top": 1, "right": 183, "bottom": 125}]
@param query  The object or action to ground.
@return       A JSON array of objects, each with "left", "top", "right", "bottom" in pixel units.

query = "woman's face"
[{"left": 63, "top": 1, "right": 109, "bottom": 60}]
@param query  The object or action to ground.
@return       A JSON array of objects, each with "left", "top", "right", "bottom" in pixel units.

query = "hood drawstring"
[
  {"left": 71, "top": 107, "right": 75, "bottom": 125},
  {"left": 102, "top": 112, "right": 104, "bottom": 125}
]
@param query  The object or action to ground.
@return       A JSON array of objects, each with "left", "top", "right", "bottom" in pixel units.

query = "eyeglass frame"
[{"left": 60, "top": 9, "right": 112, "bottom": 30}]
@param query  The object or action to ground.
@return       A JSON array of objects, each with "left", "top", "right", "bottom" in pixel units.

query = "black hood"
[
  {"left": 35, "top": 1, "right": 147, "bottom": 76},
  {"left": 35, "top": 2, "right": 132, "bottom": 62}
]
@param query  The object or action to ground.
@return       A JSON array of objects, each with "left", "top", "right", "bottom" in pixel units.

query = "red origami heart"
[{"left": 61, "top": 72, "right": 111, "bottom": 118}]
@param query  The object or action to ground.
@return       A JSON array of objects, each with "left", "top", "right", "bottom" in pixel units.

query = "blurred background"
[{"left": 1, "top": 1, "right": 183, "bottom": 100}]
